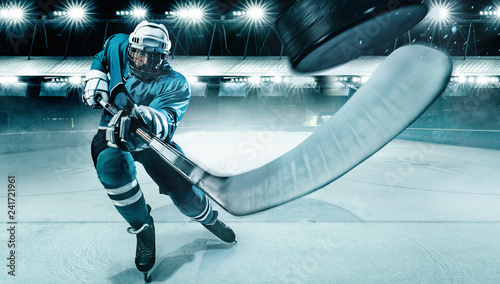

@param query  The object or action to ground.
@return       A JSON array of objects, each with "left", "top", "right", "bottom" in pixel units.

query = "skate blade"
[{"left": 143, "top": 270, "right": 151, "bottom": 283}]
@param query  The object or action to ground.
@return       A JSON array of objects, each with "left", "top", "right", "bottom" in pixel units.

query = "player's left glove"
[
  {"left": 82, "top": 70, "right": 109, "bottom": 108},
  {"left": 106, "top": 105, "right": 170, "bottom": 151}
]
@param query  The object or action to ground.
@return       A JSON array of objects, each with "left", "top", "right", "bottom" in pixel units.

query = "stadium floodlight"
[
  {"left": 191, "top": 7, "right": 203, "bottom": 19},
  {"left": 241, "top": 1, "right": 270, "bottom": 25},
  {"left": 132, "top": 6, "right": 147, "bottom": 19},
  {"left": 56, "top": 1, "right": 92, "bottom": 28},
  {"left": 273, "top": 76, "right": 283, "bottom": 83},
  {"left": 247, "top": 6, "right": 264, "bottom": 20},
  {"left": 68, "top": 7, "right": 85, "bottom": 20},
  {"left": 172, "top": 2, "right": 207, "bottom": 24},
  {"left": 248, "top": 76, "right": 261, "bottom": 85},
  {"left": 457, "top": 76, "right": 467, "bottom": 84},
  {"left": 0, "top": 3, "right": 28, "bottom": 26},
  {"left": 426, "top": 0, "right": 455, "bottom": 27},
  {"left": 69, "top": 76, "right": 83, "bottom": 85},
  {"left": 185, "top": 76, "right": 198, "bottom": 84},
  {"left": 116, "top": 5, "right": 148, "bottom": 19},
  {"left": 476, "top": 76, "right": 489, "bottom": 85},
  {"left": 429, "top": 5, "right": 450, "bottom": 22},
  {"left": 11, "top": 7, "right": 24, "bottom": 20},
  {"left": 0, "top": 76, "right": 19, "bottom": 84},
  {"left": 290, "top": 76, "right": 315, "bottom": 86},
  {"left": 178, "top": 7, "right": 203, "bottom": 21}
]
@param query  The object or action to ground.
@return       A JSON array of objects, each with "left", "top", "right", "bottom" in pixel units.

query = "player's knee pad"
[{"left": 96, "top": 148, "right": 137, "bottom": 188}]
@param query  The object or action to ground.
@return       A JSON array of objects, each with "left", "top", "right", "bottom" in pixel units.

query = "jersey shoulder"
[
  {"left": 157, "top": 68, "right": 189, "bottom": 87},
  {"left": 103, "top": 33, "right": 129, "bottom": 52},
  {"left": 155, "top": 69, "right": 190, "bottom": 99}
]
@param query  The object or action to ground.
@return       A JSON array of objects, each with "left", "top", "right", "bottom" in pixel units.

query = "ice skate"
[
  {"left": 127, "top": 205, "right": 155, "bottom": 280},
  {"left": 202, "top": 210, "right": 236, "bottom": 243}
]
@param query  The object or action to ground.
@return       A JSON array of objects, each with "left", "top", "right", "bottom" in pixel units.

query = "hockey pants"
[{"left": 91, "top": 130, "right": 214, "bottom": 229}]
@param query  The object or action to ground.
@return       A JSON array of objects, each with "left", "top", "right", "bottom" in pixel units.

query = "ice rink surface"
[{"left": 1, "top": 130, "right": 500, "bottom": 283}]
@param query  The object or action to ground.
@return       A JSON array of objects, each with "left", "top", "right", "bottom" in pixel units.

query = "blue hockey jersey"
[{"left": 90, "top": 33, "right": 190, "bottom": 142}]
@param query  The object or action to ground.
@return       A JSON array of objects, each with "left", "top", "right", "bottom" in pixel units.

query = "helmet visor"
[{"left": 127, "top": 46, "right": 167, "bottom": 81}]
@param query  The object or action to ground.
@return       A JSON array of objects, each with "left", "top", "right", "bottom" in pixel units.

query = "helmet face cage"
[{"left": 127, "top": 44, "right": 168, "bottom": 82}]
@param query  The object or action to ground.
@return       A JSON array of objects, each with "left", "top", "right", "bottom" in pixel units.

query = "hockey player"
[{"left": 82, "top": 21, "right": 235, "bottom": 278}]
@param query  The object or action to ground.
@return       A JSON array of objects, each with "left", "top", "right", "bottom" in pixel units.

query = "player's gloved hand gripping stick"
[
  {"left": 96, "top": 84, "right": 206, "bottom": 181},
  {"left": 96, "top": 85, "right": 164, "bottom": 151}
]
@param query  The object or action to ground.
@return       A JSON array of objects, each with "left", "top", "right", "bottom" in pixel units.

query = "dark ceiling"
[{"left": 1, "top": 0, "right": 499, "bottom": 57}]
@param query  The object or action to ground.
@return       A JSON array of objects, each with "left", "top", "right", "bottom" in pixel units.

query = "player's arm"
[
  {"left": 139, "top": 90, "right": 190, "bottom": 142},
  {"left": 106, "top": 79, "right": 190, "bottom": 151},
  {"left": 82, "top": 36, "right": 115, "bottom": 108},
  {"left": 138, "top": 74, "right": 190, "bottom": 142}
]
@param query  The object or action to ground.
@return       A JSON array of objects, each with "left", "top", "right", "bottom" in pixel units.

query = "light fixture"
[
  {"left": 248, "top": 76, "right": 261, "bottom": 85},
  {"left": 247, "top": 6, "right": 264, "bottom": 20},
  {"left": 68, "top": 7, "right": 85, "bottom": 20},
  {"left": 0, "top": 3, "right": 27, "bottom": 26},
  {"left": 290, "top": 76, "right": 315, "bottom": 86},
  {"left": 69, "top": 76, "right": 83, "bottom": 85},
  {"left": 476, "top": 76, "right": 489, "bottom": 85},
  {"left": 186, "top": 76, "right": 198, "bottom": 84},
  {"left": 178, "top": 7, "right": 203, "bottom": 20},
  {"left": 241, "top": 2, "right": 269, "bottom": 25},
  {"left": 132, "top": 7, "right": 147, "bottom": 18},
  {"left": 172, "top": 3, "right": 207, "bottom": 24},
  {"left": 54, "top": 1, "right": 92, "bottom": 28},
  {"left": 0, "top": 8, "right": 8, "bottom": 18},
  {"left": 117, "top": 5, "right": 148, "bottom": 19},
  {"left": 0, "top": 76, "right": 19, "bottom": 84},
  {"left": 426, "top": 0, "right": 455, "bottom": 27},
  {"left": 429, "top": 5, "right": 450, "bottom": 22}
]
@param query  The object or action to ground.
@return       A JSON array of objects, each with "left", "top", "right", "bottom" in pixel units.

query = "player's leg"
[
  {"left": 91, "top": 130, "right": 155, "bottom": 271},
  {"left": 92, "top": 131, "right": 150, "bottom": 228},
  {"left": 132, "top": 144, "right": 213, "bottom": 223},
  {"left": 133, "top": 143, "right": 235, "bottom": 242}
]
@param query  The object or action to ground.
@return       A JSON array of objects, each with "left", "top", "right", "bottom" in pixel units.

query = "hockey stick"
[
  {"left": 97, "top": 84, "right": 219, "bottom": 184},
  {"left": 99, "top": 45, "right": 452, "bottom": 216}
]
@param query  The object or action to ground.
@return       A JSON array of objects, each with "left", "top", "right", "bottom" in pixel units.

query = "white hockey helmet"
[{"left": 127, "top": 21, "right": 172, "bottom": 81}]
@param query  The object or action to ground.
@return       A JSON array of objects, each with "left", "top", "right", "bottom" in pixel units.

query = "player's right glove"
[
  {"left": 106, "top": 109, "right": 147, "bottom": 151},
  {"left": 82, "top": 70, "right": 109, "bottom": 108},
  {"left": 106, "top": 105, "right": 170, "bottom": 152}
]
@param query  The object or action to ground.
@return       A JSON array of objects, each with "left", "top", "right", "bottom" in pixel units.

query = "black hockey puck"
[{"left": 275, "top": 0, "right": 428, "bottom": 72}]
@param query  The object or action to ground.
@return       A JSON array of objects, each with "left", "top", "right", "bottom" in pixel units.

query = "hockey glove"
[
  {"left": 106, "top": 109, "right": 147, "bottom": 151},
  {"left": 106, "top": 106, "right": 169, "bottom": 152},
  {"left": 131, "top": 106, "right": 170, "bottom": 141},
  {"left": 83, "top": 70, "right": 109, "bottom": 108}
]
